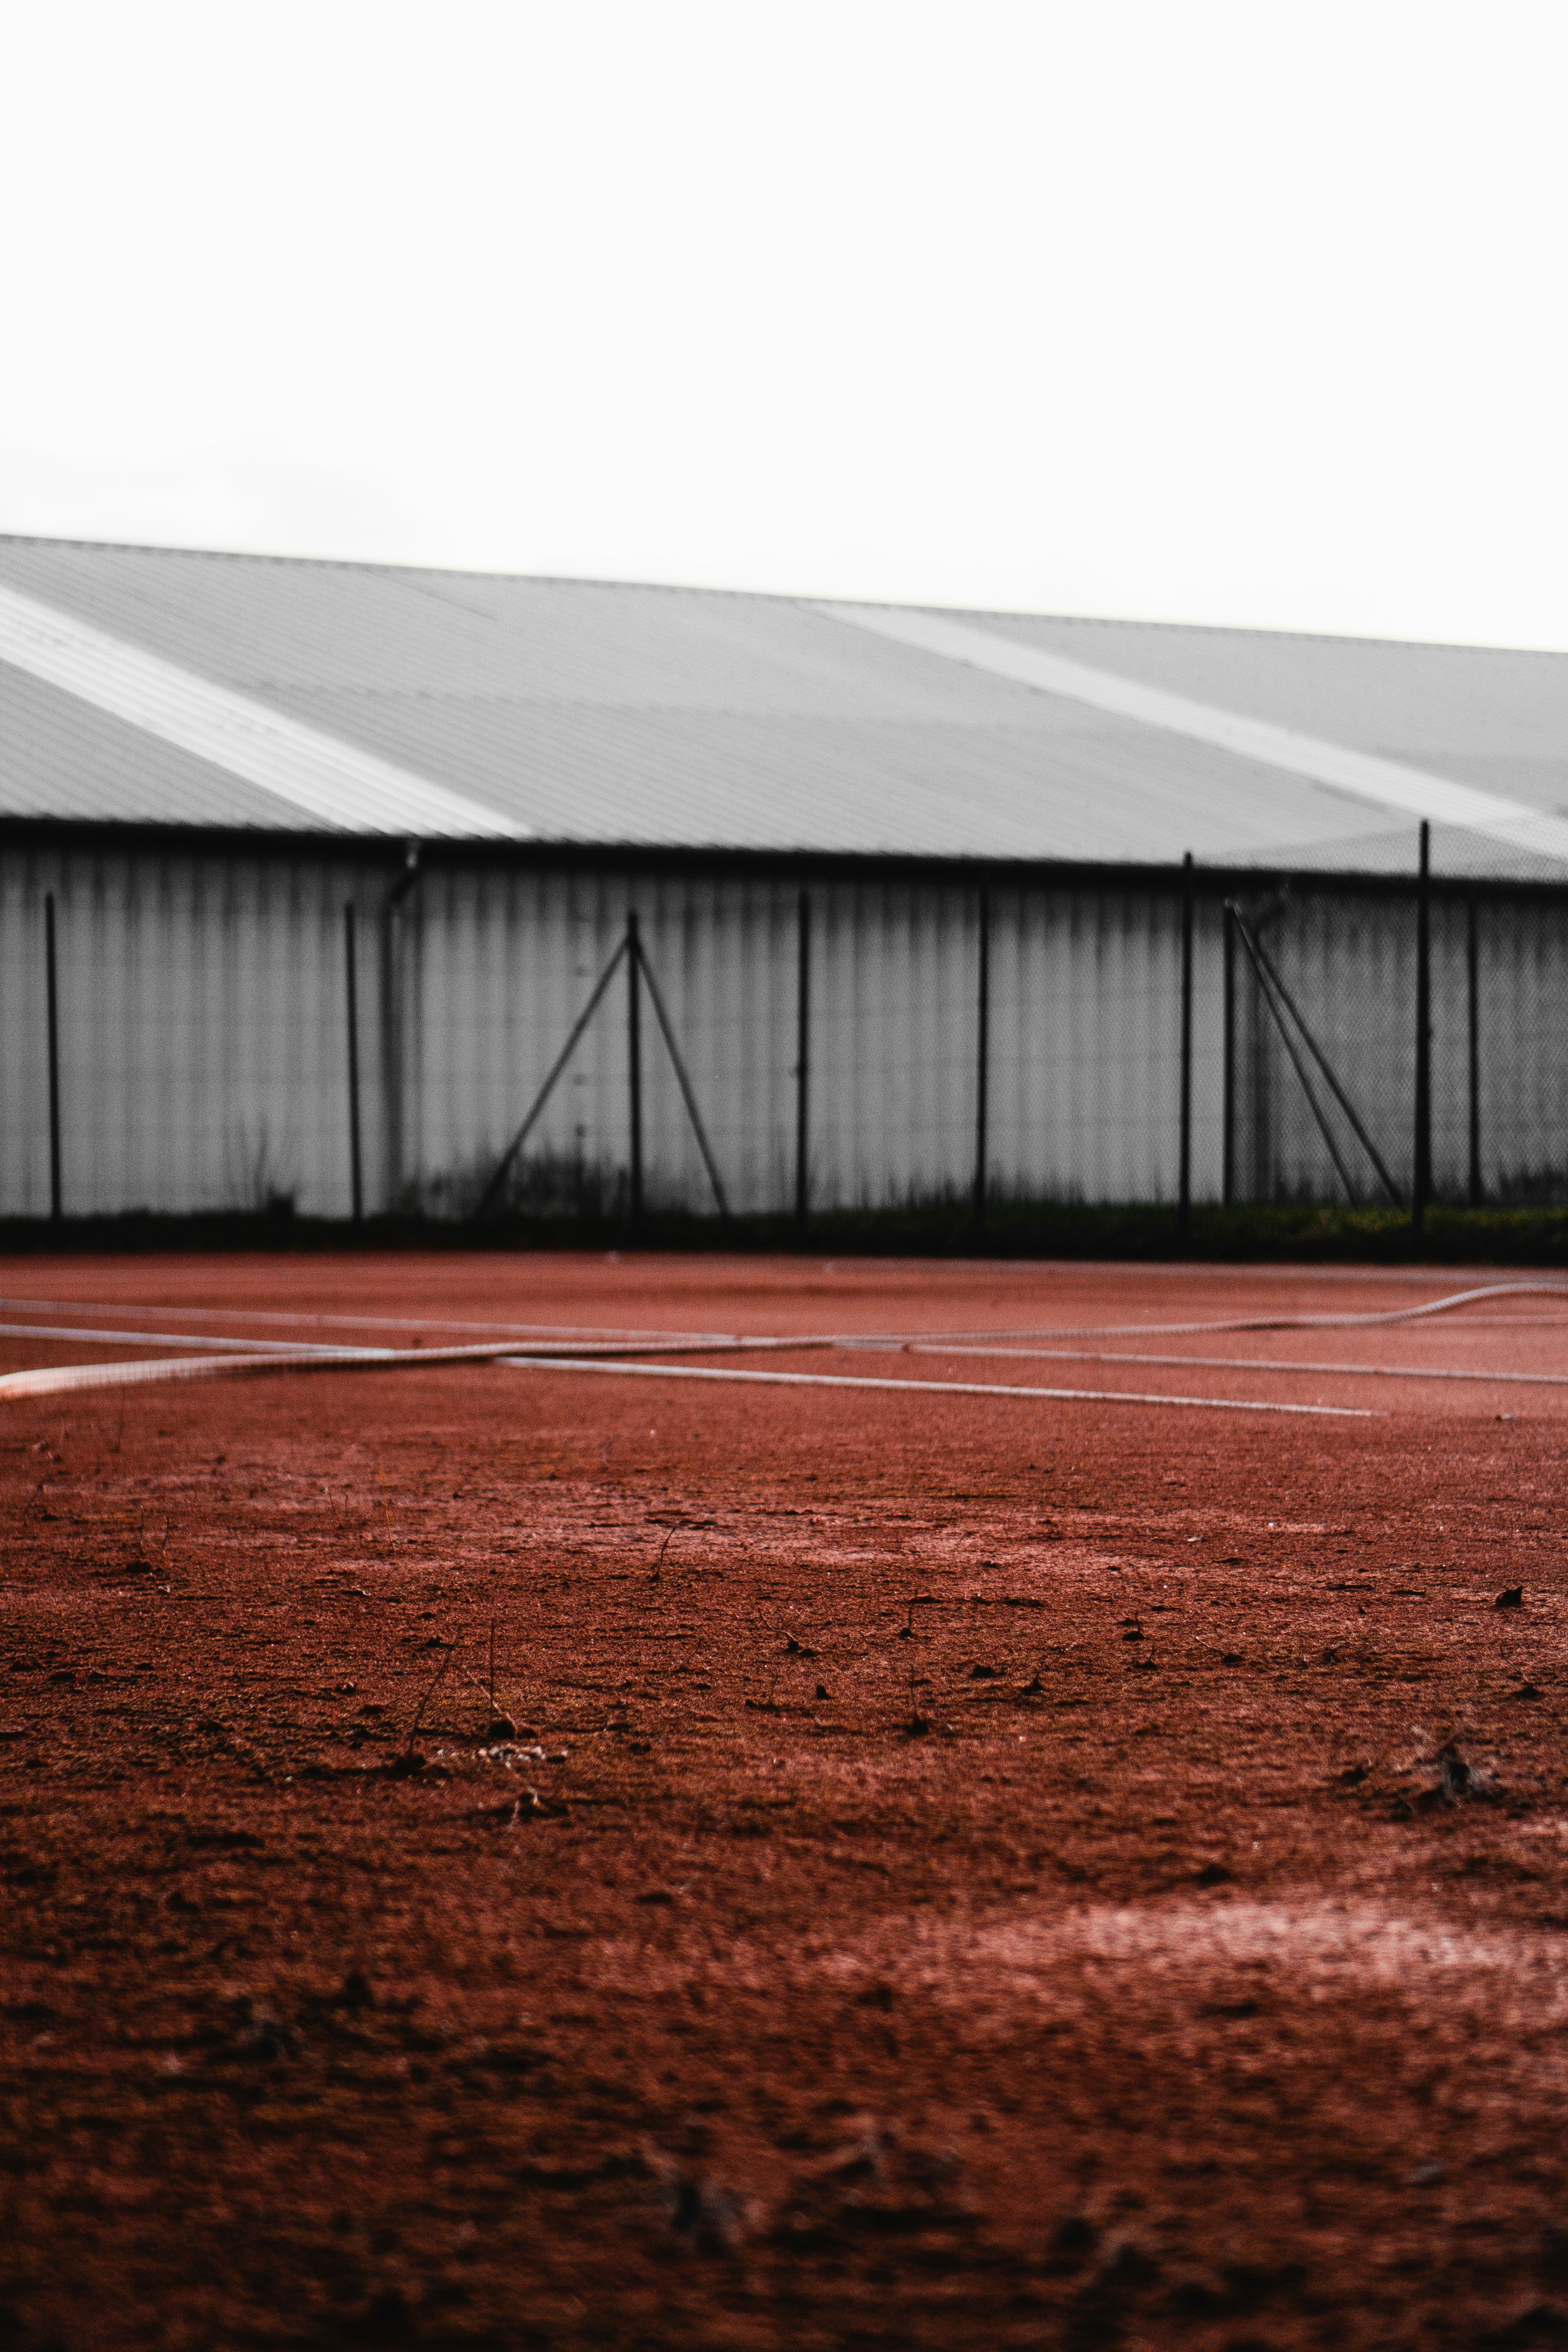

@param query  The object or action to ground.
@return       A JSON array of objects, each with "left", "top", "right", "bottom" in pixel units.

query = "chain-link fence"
[
  {"left": 4, "top": 832, "right": 1565, "bottom": 1223},
  {"left": 1222, "top": 832, "right": 1568, "bottom": 1213}
]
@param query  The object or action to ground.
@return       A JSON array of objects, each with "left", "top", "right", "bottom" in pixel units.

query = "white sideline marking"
[
  {"left": 500, "top": 1356, "right": 1374, "bottom": 1417},
  {"left": 9, "top": 1281, "right": 1549, "bottom": 1411},
  {"left": 906, "top": 1282, "right": 1568, "bottom": 1343},
  {"left": 4, "top": 1316, "right": 1548, "bottom": 1385},
  {"left": 4, "top": 1281, "right": 1563, "bottom": 1358},
  {"left": 902, "top": 1343, "right": 1568, "bottom": 1387},
  {"left": 0, "top": 1296, "right": 746, "bottom": 1343},
  {"left": 0, "top": 1352, "right": 369, "bottom": 1398},
  {"left": 0, "top": 1319, "right": 814, "bottom": 1361},
  {"left": 0, "top": 1320, "right": 390, "bottom": 1356},
  {"left": 0, "top": 1333, "right": 831, "bottom": 1401}
]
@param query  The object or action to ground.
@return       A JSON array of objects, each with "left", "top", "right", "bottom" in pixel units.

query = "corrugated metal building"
[{"left": 3, "top": 534, "right": 1566, "bottom": 1221}]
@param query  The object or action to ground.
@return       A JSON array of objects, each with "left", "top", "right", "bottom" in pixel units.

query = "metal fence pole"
[
  {"left": 972, "top": 884, "right": 990, "bottom": 1231},
  {"left": 626, "top": 909, "right": 643, "bottom": 1226},
  {"left": 44, "top": 891, "right": 61, "bottom": 1224},
  {"left": 379, "top": 845, "right": 422, "bottom": 1212},
  {"left": 344, "top": 902, "right": 364, "bottom": 1224},
  {"left": 794, "top": 890, "right": 810, "bottom": 1231},
  {"left": 1178, "top": 853, "right": 1194, "bottom": 1238},
  {"left": 1466, "top": 893, "right": 1482, "bottom": 1206},
  {"left": 1413, "top": 822, "right": 1432, "bottom": 1233},
  {"left": 1221, "top": 898, "right": 1236, "bottom": 1207}
]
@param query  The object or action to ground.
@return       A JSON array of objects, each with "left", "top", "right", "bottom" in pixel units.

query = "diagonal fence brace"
[
  {"left": 473, "top": 922, "right": 733, "bottom": 1225},
  {"left": 472, "top": 936, "right": 629, "bottom": 1223},
  {"left": 631, "top": 936, "right": 731, "bottom": 1221},
  {"left": 1240, "top": 915, "right": 1404, "bottom": 1206},
  {"left": 1230, "top": 917, "right": 1358, "bottom": 1202}
]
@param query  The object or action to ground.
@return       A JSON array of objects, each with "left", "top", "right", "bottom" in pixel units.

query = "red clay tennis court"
[{"left": 4, "top": 1251, "right": 1566, "bottom": 2350}]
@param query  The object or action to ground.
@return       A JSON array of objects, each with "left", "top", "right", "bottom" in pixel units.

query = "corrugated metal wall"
[
  {"left": 1231, "top": 885, "right": 1568, "bottom": 1206},
  {"left": 0, "top": 846, "right": 371, "bottom": 1219},
  {"left": 392, "top": 864, "right": 1221, "bottom": 1215},
  {"left": 11, "top": 842, "right": 1559, "bottom": 1220},
  {"left": 0, "top": 845, "right": 1221, "bottom": 1218}
]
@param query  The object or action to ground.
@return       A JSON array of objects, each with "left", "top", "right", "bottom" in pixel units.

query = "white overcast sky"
[{"left": 3, "top": 3, "right": 1565, "bottom": 647}]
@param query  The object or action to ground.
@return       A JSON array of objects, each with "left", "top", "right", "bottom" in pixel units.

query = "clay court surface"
[{"left": 4, "top": 1250, "right": 1568, "bottom": 2350}]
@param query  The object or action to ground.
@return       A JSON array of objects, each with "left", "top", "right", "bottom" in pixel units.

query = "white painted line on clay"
[
  {"left": 0, "top": 1334, "right": 832, "bottom": 1401},
  {"left": 499, "top": 1356, "right": 1375, "bottom": 1417},
  {"left": 899, "top": 1343, "right": 1568, "bottom": 1387},
  {"left": 0, "top": 1320, "right": 389, "bottom": 1356}
]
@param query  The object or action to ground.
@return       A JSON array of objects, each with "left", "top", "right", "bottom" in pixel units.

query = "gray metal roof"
[{"left": 1, "top": 534, "right": 1564, "bottom": 874}]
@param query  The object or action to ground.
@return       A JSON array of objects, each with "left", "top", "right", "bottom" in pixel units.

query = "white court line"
[
  {"left": 898, "top": 1343, "right": 1568, "bottom": 1387},
  {"left": 500, "top": 1356, "right": 1375, "bottom": 1418},
  {"left": 0, "top": 1296, "right": 738, "bottom": 1344},
  {"left": 0, "top": 1333, "right": 830, "bottom": 1401},
  {"left": 0, "top": 1350, "right": 397, "bottom": 1399},
  {"left": 0, "top": 1317, "right": 1542, "bottom": 1383},
  {"left": 5, "top": 1280, "right": 1565, "bottom": 1354},
  {"left": 0, "top": 1318, "right": 815, "bottom": 1361},
  {"left": 0, "top": 1282, "right": 1550, "bottom": 1413},
  {"left": 897, "top": 1282, "right": 1568, "bottom": 1344},
  {"left": 0, "top": 1320, "right": 392, "bottom": 1356}
]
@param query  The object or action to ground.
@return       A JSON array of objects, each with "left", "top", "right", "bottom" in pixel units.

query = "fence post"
[
  {"left": 1413, "top": 822, "right": 1432, "bottom": 1233},
  {"left": 972, "top": 884, "right": 990, "bottom": 1231},
  {"left": 44, "top": 891, "right": 61, "bottom": 1224},
  {"left": 626, "top": 909, "right": 643, "bottom": 1226},
  {"left": 380, "top": 844, "right": 422, "bottom": 1212},
  {"left": 344, "top": 902, "right": 364, "bottom": 1224},
  {"left": 1221, "top": 899, "right": 1236, "bottom": 1207},
  {"left": 794, "top": 890, "right": 810, "bottom": 1231},
  {"left": 1466, "top": 893, "right": 1482, "bottom": 1207},
  {"left": 1178, "top": 853, "right": 1194, "bottom": 1239}
]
